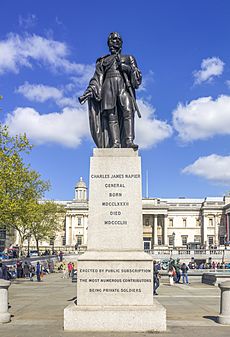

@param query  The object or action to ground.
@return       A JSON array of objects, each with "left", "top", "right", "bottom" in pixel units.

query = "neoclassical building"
[
  {"left": 2, "top": 177, "right": 230, "bottom": 252},
  {"left": 63, "top": 178, "right": 230, "bottom": 250}
]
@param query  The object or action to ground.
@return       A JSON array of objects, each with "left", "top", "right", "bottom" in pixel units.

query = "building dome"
[
  {"left": 76, "top": 177, "right": 86, "bottom": 188},
  {"left": 75, "top": 177, "right": 87, "bottom": 201}
]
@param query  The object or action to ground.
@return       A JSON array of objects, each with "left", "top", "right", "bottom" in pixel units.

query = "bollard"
[
  {"left": 0, "top": 279, "right": 11, "bottom": 323},
  {"left": 218, "top": 280, "right": 230, "bottom": 325}
]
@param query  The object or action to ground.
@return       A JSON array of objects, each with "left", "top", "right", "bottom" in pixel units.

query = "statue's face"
[{"left": 108, "top": 33, "right": 122, "bottom": 54}]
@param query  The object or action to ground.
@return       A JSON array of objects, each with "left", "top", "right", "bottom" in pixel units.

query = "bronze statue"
[{"left": 79, "top": 32, "right": 142, "bottom": 150}]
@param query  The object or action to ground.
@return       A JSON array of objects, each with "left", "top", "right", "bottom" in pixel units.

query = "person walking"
[
  {"left": 181, "top": 263, "right": 189, "bottom": 284},
  {"left": 16, "top": 260, "right": 23, "bottom": 278},
  {"left": 0, "top": 262, "right": 11, "bottom": 280},
  {"left": 62, "top": 264, "right": 67, "bottom": 279},
  {"left": 153, "top": 261, "right": 160, "bottom": 295},
  {"left": 36, "top": 262, "right": 41, "bottom": 282},
  {"left": 168, "top": 265, "right": 176, "bottom": 286},
  {"left": 23, "top": 261, "right": 30, "bottom": 278},
  {"left": 67, "top": 262, "right": 73, "bottom": 278},
  {"left": 29, "top": 264, "right": 34, "bottom": 281}
]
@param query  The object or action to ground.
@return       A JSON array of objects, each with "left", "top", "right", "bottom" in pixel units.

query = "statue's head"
[{"left": 107, "top": 32, "right": 123, "bottom": 54}]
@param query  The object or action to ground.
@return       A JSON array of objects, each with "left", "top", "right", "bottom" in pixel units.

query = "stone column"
[
  {"left": 65, "top": 215, "right": 70, "bottom": 246},
  {"left": 202, "top": 215, "right": 208, "bottom": 247},
  {"left": 154, "top": 215, "right": 158, "bottom": 246},
  {"left": 163, "top": 215, "right": 168, "bottom": 246},
  {"left": 83, "top": 215, "right": 88, "bottom": 245},
  {"left": 72, "top": 215, "right": 76, "bottom": 243},
  {"left": 218, "top": 281, "right": 230, "bottom": 325},
  {"left": 65, "top": 215, "right": 71, "bottom": 246},
  {"left": 69, "top": 216, "right": 73, "bottom": 246},
  {"left": 0, "top": 280, "right": 11, "bottom": 323}
]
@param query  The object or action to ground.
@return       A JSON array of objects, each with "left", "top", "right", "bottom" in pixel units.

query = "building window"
[
  {"left": 143, "top": 238, "right": 151, "bottom": 250},
  {"left": 78, "top": 217, "right": 81, "bottom": 226},
  {"left": 181, "top": 236, "right": 188, "bottom": 245},
  {"left": 168, "top": 236, "right": 174, "bottom": 246},
  {"left": 194, "top": 235, "right": 201, "bottom": 243},
  {"left": 183, "top": 219, "right": 187, "bottom": 227},
  {"left": 145, "top": 218, "right": 150, "bottom": 226},
  {"left": 209, "top": 218, "right": 213, "bottom": 226},
  {"left": 208, "top": 236, "right": 214, "bottom": 246},
  {"left": 196, "top": 218, "right": 200, "bottom": 227},
  {"left": 77, "top": 236, "right": 83, "bottom": 245},
  {"left": 62, "top": 236, "right": 66, "bottom": 246},
  {"left": 219, "top": 236, "right": 225, "bottom": 245},
  {"left": 157, "top": 236, "right": 162, "bottom": 245},
  {"left": 169, "top": 218, "right": 173, "bottom": 227}
]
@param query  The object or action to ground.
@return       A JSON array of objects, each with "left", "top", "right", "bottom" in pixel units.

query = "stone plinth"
[
  {"left": 64, "top": 149, "right": 166, "bottom": 332},
  {"left": 0, "top": 280, "right": 11, "bottom": 324},
  {"left": 64, "top": 302, "right": 166, "bottom": 332},
  {"left": 218, "top": 281, "right": 230, "bottom": 325}
]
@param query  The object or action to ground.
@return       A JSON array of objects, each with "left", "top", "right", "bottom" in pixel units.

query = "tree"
[
  {"left": 30, "top": 201, "right": 66, "bottom": 254},
  {"left": 0, "top": 122, "right": 50, "bottom": 254}
]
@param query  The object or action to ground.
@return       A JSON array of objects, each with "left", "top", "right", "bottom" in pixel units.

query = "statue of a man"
[{"left": 79, "top": 32, "right": 142, "bottom": 150}]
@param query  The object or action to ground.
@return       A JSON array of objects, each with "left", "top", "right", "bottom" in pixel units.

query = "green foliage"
[
  {"left": 31, "top": 201, "right": 66, "bottom": 246},
  {"left": 0, "top": 123, "right": 50, "bottom": 249}
]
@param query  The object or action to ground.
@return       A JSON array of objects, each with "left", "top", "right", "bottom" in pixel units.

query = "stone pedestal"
[
  {"left": 218, "top": 281, "right": 230, "bottom": 325},
  {"left": 64, "top": 149, "right": 166, "bottom": 332},
  {"left": 0, "top": 280, "right": 11, "bottom": 323}
]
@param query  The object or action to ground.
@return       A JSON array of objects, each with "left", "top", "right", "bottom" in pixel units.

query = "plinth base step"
[{"left": 64, "top": 301, "right": 166, "bottom": 332}]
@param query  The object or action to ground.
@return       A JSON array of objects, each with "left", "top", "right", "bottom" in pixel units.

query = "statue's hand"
[{"left": 78, "top": 91, "right": 93, "bottom": 105}]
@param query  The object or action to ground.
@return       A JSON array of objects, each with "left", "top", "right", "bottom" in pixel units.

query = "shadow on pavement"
[{"left": 203, "top": 315, "right": 218, "bottom": 323}]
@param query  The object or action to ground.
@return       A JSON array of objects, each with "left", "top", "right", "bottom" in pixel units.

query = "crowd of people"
[{"left": 0, "top": 259, "right": 55, "bottom": 282}]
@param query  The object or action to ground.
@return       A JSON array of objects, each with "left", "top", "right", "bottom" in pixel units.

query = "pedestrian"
[
  {"left": 16, "top": 260, "right": 23, "bottom": 278},
  {"left": 68, "top": 262, "right": 73, "bottom": 278},
  {"left": 174, "top": 259, "right": 181, "bottom": 283},
  {"left": 153, "top": 261, "right": 160, "bottom": 295},
  {"left": 0, "top": 262, "right": 11, "bottom": 280},
  {"left": 29, "top": 264, "right": 34, "bottom": 281},
  {"left": 62, "top": 264, "right": 67, "bottom": 278},
  {"left": 23, "top": 261, "right": 30, "bottom": 278},
  {"left": 59, "top": 251, "right": 63, "bottom": 262},
  {"left": 168, "top": 265, "right": 175, "bottom": 286},
  {"left": 36, "top": 262, "right": 41, "bottom": 282},
  {"left": 181, "top": 263, "right": 189, "bottom": 284}
]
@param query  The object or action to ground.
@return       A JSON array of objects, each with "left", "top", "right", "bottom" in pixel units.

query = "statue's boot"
[
  {"left": 109, "top": 120, "right": 121, "bottom": 148},
  {"left": 124, "top": 116, "right": 138, "bottom": 151}
]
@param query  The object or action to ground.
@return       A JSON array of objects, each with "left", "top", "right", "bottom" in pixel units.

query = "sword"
[{"left": 116, "top": 54, "right": 141, "bottom": 118}]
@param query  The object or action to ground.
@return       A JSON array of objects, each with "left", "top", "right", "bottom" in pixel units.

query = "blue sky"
[{"left": 1, "top": 0, "right": 230, "bottom": 200}]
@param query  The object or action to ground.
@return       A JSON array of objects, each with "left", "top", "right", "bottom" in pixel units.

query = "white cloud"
[
  {"left": 5, "top": 106, "right": 89, "bottom": 148},
  {"left": 16, "top": 82, "right": 79, "bottom": 107},
  {"left": 226, "top": 80, "right": 230, "bottom": 88},
  {"left": 193, "top": 57, "right": 224, "bottom": 84},
  {"left": 173, "top": 95, "right": 230, "bottom": 142},
  {"left": 136, "top": 99, "right": 173, "bottom": 148},
  {"left": 182, "top": 154, "right": 230, "bottom": 185},
  {"left": 0, "top": 33, "right": 94, "bottom": 86},
  {"left": 18, "top": 14, "right": 37, "bottom": 28},
  {"left": 16, "top": 82, "right": 63, "bottom": 102},
  {"left": 4, "top": 99, "right": 172, "bottom": 149},
  {"left": 139, "top": 70, "right": 154, "bottom": 92}
]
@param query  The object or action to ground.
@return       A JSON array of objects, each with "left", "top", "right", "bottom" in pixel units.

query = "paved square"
[{"left": 0, "top": 273, "right": 230, "bottom": 336}]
